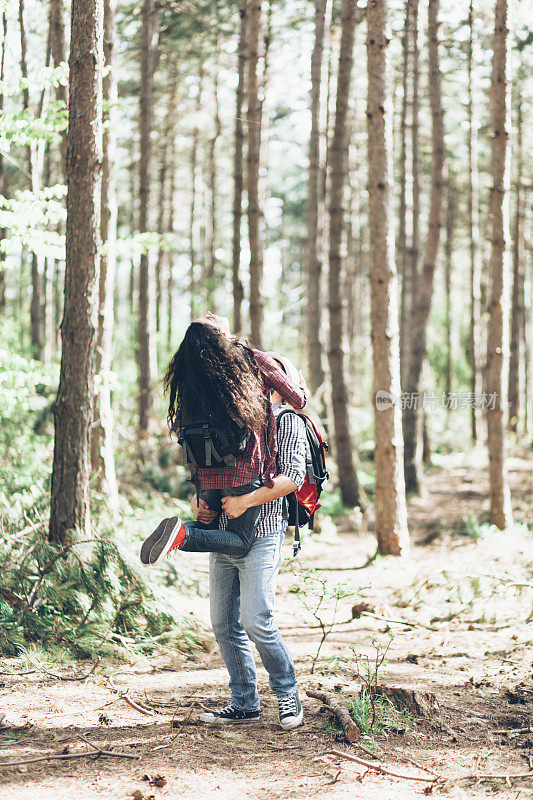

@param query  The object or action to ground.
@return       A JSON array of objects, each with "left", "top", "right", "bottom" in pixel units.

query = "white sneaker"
[{"left": 278, "top": 690, "right": 303, "bottom": 730}]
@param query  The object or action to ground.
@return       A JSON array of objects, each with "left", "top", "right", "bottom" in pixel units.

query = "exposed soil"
[{"left": 1, "top": 450, "right": 532, "bottom": 799}]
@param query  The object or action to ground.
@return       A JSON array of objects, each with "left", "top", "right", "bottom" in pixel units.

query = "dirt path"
[{"left": 1, "top": 452, "right": 532, "bottom": 799}]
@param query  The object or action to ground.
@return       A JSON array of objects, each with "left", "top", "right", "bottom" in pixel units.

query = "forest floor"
[{"left": 0, "top": 449, "right": 532, "bottom": 800}]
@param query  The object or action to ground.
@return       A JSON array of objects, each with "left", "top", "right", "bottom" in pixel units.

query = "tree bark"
[
  {"left": 166, "top": 109, "right": 177, "bottom": 350},
  {"left": 306, "top": 690, "right": 361, "bottom": 742},
  {"left": 49, "top": 0, "right": 68, "bottom": 181},
  {"left": 401, "top": 0, "right": 420, "bottom": 391},
  {"left": 19, "top": 0, "right": 45, "bottom": 360},
  {"left": 444, "top": 176, "right": 456, "bottom": 398},
  {"left": 232, "top": 0, "right": 247, "bottom": 334},
  {"left": 246, "top": 0, "right": 264, "bottom": 347},
  {"left": 508, "top": 92, "right": 523, "bottom": 432},
  {"left": 0, "top": 10, "right": 7, "bottom": 314},
  {"left": 137, "top": 0, "right": 158, "bottom": 438},
  {"left": 398, "top": 0, "right": 410, "bottom": 383},
  {"left": 403, "top": 0, "right": 445, "bottom": 493},
  {"left": 327, "top": 0, "right": 363, "bottom": 509},
  {"left": 467, "top": 0, "right": 482, "bottom": 441},
  {"left": 49, "top": 0, "right": 103, "bottom": 544},
  {"left": 189, "top": 66, "right": 203, "bottom": 322},
  {"left": 91, "top": 0, "right": 119, "bottom": 509},
  {"left": 367, "top": 0, "right": 409, "bottom": 556},
  {"left": 486, "top": 0, "right": 513, "bottom": 530},
  {"left": 205, "top": 37, "right": 221, "bottom": 309},
  {"left": 306, "top": 0, "right": 329, "bottom": 393},
  {"left": 154, "top": 76, "right": 176, "bottom": 333}
]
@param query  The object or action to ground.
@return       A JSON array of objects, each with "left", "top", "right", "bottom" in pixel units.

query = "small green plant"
[
  {"left": 286, "top": 561, "right": 355, "bottom": 674},
  {"left": 330, "top": 637, "right": 412, "bottom": 747}
]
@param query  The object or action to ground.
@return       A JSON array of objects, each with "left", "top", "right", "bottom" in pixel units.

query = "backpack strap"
[{"left": 292, "top": 493, "right": 301, "bottom": 557}]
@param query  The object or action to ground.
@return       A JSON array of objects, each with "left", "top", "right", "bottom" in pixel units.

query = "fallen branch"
[
  {"left": 105, "top": 675, "right": 156, "bottom": 716},
  {"left": 306, "top": 690, "right": 360, "bottom": 742},
  {"left": 0, "top": 745, "right": 140, "bottom": 768},
  {"left": 26, "top": 657, "right": 101, "bottom": 682},
  {"left": 450, "top": 771, "right": 533, "bottom": 783},
  {"left": 327, "top": 749, "right": 438, "bottom": 783},
  {"left": 493, "top": 727, "right": 531, "bottom": 735},
  {"left": 361, "top": 612, "right": 438, "bottom": 632}
]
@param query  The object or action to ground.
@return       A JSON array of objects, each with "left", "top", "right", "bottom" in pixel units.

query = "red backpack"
[{"left": 275, "top": 408, "right": 330, "bottom": 555}]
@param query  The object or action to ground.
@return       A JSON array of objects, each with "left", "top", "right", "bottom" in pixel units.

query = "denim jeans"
[
  {"left": 209, "top": 532, "right": 297, "bottom": 711},
  {"left": 180, "top": 477, "right": 263, "bottom": 556}
]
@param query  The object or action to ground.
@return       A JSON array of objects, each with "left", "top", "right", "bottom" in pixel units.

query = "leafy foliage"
[{"left": 0, "top": 335, "right": 207, "bottom": 661}]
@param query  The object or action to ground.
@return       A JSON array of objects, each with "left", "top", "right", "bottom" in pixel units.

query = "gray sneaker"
[{"left": 278, "top": 690, "right": 303, "bottom": 730}]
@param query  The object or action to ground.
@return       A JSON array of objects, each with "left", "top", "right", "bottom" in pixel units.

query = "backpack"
[
  {"left": 178, "top": 415, "right": 250, "bottom": 470},
  {"left": 275, "top": 408, "right": 329, "bottom": 555}
]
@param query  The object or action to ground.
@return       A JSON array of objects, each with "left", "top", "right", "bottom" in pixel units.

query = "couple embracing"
[{"left": 140, "top": 313, "right": 309, "bottom": 731}]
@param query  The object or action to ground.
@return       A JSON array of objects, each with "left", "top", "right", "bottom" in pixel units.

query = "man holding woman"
[{"left": 140, "top": 314, "right": 308, "bottom": 729}]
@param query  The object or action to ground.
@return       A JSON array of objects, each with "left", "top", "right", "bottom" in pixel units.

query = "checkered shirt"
[
  {"left": 218, "top": 410, "right": 307, "bottom": 538},
  {"left": 194, "top": 349, "right": 307, "bottom": 490}
]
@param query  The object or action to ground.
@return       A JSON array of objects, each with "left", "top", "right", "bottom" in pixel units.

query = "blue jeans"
[
  {"left": 209, "top": 532, "right": 297, "bottom": 711},
  {"left": 180, "top": 478, "right": 262, "bottom": 556}
]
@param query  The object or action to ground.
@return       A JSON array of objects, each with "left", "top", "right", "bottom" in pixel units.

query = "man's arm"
[
  {"left": 221, "top": 475, "right": 297, "bottom": 519},
  {"left": 253, "top": 350, "right": 308, "bottom": 409},
  {"left": 222, "top": 413, "right": 307, "bottom": 519}
]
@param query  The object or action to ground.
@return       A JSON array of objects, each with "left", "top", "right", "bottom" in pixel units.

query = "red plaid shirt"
[{"left": 194, "top": 349, "right": 307, "bottom": 489}]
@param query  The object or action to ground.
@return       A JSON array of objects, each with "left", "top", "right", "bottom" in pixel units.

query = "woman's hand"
[
  {"left": 191, "top": 495, "right": 217, "bottom": 524},
  {"left": 221, "top": 494, "right": 253, "bottom": 519}
]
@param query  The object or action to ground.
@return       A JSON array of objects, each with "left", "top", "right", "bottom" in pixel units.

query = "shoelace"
[
  {"left": 218, "top": 705, "right": 239, "bottom": 717},
  {"left": 278, "top": 695, "right": 297, "bottom": 716}
]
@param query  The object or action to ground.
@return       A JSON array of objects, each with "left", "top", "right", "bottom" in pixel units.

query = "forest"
[{"left": 0, "top": 0, "right": 531, "bottom": 797}]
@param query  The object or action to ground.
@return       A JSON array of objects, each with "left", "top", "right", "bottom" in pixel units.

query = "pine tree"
[
  {"left": 486, "top": 0, "right": 513, "bottom": 529},
  {"left": 49, "top": 0, "right": 104, "bottom": 544},
  {"left": 367, "top": 0, "right": 409, "bottom": 554},
  {"left": 327, "top": 0, "right": 363, "bottom": 508}
]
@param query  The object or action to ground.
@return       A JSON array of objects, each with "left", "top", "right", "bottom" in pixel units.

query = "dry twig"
[{"left": 327, "top": 749, "right": 439, "bottom": 783}]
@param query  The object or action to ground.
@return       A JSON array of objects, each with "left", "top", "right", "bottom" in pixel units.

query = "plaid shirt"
[
  {"left": 218, "top": 409, "right": 308, "bottom": 536},
  {"left": 194, "top": 349, "right": 307, "bottom": 490}
]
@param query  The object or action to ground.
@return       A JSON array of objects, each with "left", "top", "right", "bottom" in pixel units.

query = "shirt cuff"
[{"left": 280, "top": 467, "right": 306, "bottom": 491}]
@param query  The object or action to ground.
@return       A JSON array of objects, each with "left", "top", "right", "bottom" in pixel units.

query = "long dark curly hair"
[{"left": 164, "top": 322, "right": 269, "bottom": 438}]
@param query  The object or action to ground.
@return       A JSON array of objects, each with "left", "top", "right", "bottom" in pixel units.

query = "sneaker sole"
[
  {"left": 280, "top": 709, "right": 303, "bottom": 730},
  {"left": 199, "top": 714, "right": 260, "bottom": 724},
  {"left": 140, "top": 518, "right": 182, "bottom": 566}
]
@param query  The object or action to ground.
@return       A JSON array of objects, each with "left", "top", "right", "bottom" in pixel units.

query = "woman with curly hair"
[{"left": 140, "top": 314, "right": 307, "bottom": 565}]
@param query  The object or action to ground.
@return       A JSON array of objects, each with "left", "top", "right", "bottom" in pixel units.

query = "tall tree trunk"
[
  {"left": 486, "top": 0, "right": 513, "bottom": 530},
  {"left": 189, "top": 67, "right": 203, "bottom": 321},
  {"left": 327, "top": 0, "right": 363, "bottom": 509},
  {"left": 91, "top": 0, "right": 118, "bottom": 509},
  {"left": 205, "top": 39, "right": 221, "bottom": 309},
  {"left": 0, "top": 10, "right": 7, "bottom": 314},
  {"left": 402, "top": 0, "right": 420, "bottom": 391},
  {"left": 166, "top": 108, "right": 177, "bottom": 350},
  {"left": 154, "top": 80, "right": 175, "bottom": 333},
  {"left": 403, "top": 0, "right": 445, "bottom": 493},
  {"left": 523, "top": 198, "right": 532, "bottom": 438},
  {"left": 467, "top": 0, "right": 482, "bottom": 442},
  {"left": 137, "top": 0, "right": 158, "bottom": 438},
  {"left": 367, "top": 0, "right": 409, "bottom": 555},
  {"left": 444, "top": 176, "right": 456, "bottom": 398},
  {"left": 398, "top": 0, "right": 410, "bottom": 383},
  {"left": 508, "top": 92, "right": 523, "bottom": 432},
  {"left": 306, "top": 0, "right": 329, "bottom": 393},
  {"left": 232, "top": 0, "right": 247, "bottom": 334},
  {"left": 128, "top": 153, "right": 136, "bottom": 312},
  {"left": 246, "top": 0, "right": 264, "bottom": 347},
  {"left": 49, "top": 0, "right": 103, "bottom": 544},
  {"left": 19, "top": 0, "right": 44, "bottom": 359},
  {"left": 49, "top": 0, "right": 68, "bottom": 181}
]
